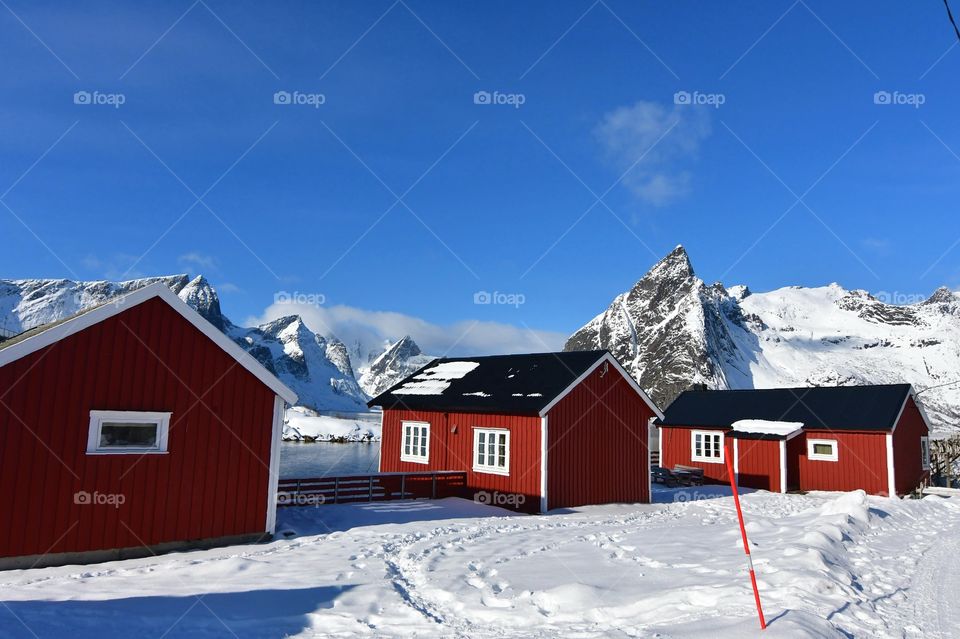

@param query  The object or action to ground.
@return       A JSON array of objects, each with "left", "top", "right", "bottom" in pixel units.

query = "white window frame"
[
  {"left": 690, "top": 430, "right": 724, "bottom": 464},
  {"left": 473, "top": 428, "right": 510, "bottom": 476},
  {"left": 400, "top": 421, "right": 430, "bottom": 464},
  {"left": 921, "top": 436, "right": 931, "bottom": 471},
  {"left": 807, "top": 438, "right": 839, "bottom": 462},
  {"left": 87, "top": 410, "right": 171, "bottom": 455}
]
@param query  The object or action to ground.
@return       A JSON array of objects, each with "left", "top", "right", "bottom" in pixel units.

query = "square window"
[{"left": 691, "top": 431, "right": 724, "bottom": 463}]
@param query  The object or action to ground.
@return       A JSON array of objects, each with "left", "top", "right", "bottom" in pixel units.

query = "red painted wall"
[
  {"left": 892, "top": 398, "right": 930, "bottom": 495},
  {"left": 659, "top": 426, "right": 729, "bottom": 484},
  {"left": 735, "top": 438, "right": 782, "bottom": 492},
  {"left": 0, "top": 297, "right": 276, "bottom": 559},
  {"left": 546, "top": 365, "right": 653, "bottom": 509},
  {"left": 379, "top": 408, "right": 542, "bottom": 512},
  {"left": 795, "top": 431, "right": 889, "bottom": 495}
]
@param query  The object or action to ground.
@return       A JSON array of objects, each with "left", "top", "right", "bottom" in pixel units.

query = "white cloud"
[
  {"left": 217, "top": 282, "right": 242, "bottom": 294},
  {"left": 246, "top": 302, "right": 567, "bottom": 363},
  {"left": 82, "top": 253, "right": 144, "bottom": 281},
  {"left": 595, "top": 100, "right": 711, "bottom": 206},
  {"left": 177, "top": 252, "right": 218, "bottom": 271}
]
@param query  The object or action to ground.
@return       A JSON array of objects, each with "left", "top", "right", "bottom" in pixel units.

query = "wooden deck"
[{"left": 277, "top": 471, "right": 468, "bottom": 507}]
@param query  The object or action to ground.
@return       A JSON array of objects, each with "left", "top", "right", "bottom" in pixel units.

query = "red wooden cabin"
[
  {"left": 656, "top": 385, "right": 931, "bottom": 496},
  {"left": 368, "top": 351, "right": 663, "bottom": 513},
  {"left": 0, "top": 283, "right": 297, "bottom": 569}
]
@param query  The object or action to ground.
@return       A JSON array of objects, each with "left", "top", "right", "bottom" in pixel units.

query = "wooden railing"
[{"left": 277, "top": 471, "right": 467, "bottom": 507}]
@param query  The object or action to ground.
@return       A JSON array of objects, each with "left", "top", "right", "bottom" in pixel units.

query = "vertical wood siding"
[
  {"left": 659, "top": 426, "right": 729, "bottom": 484},
  {"left": 795, "top": 431, "right": 889, "bottom": 495},
  {"left": 0, "top": 297, "right": 276, "bottom": 559},
  {"left": 892, "top": 398, "right": 929, "bottom": 495},
  {"left": 379, "top": 408, "right": 542, "bottom": 512},
  {"left": 735, "top": 438, "right": 782, "bottom": 492},
  {"left": 546, "top": 366, "right": 653, "bottom": 509}
]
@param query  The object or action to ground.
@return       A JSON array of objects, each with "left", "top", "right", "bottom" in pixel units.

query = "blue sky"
[{"left": 2, "top": 1, "right": 959, "bottom": 352}]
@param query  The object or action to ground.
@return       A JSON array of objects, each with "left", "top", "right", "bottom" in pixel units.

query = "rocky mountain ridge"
[
  {"left": 565, "top": 246, "right": 960, "bottom": 432},
  {"left": 0, "top": 275, "right": 368, "bottom": 413}
]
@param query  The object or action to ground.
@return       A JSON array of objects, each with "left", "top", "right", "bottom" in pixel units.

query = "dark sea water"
[{"left": 279, "top": 441, "right": 381, "bottom": 479}]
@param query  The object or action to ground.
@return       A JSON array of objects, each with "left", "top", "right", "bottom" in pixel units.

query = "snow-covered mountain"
[
  {"left": 358, "top": 336, "right": 435, "bottom": 397},
  {"left": 0, "top": 275, "right": 369, "bottom": 413},
  {"left": 565, "top": 246, "right": 960, "bottom": 433}
]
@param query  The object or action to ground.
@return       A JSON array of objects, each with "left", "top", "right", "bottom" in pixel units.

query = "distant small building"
[
  {"left": 368, "top": 351, "right": 663, "bottom": 513},
  {"left": 0, "top": 283, "right": 297, "bottom": 569},
  {"left": 656, "top": 385, "right": 931, "bottom": 496}
]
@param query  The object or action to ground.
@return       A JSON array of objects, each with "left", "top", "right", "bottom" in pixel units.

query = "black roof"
[
  {"left": 657, "top": 384, "right": 913, "bottom": 432},
  {"left": 367, "top": 350, "right": 610, "bottom": 415}
]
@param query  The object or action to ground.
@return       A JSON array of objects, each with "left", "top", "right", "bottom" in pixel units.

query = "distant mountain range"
[
  {"left": 565, "top": 246, "right": 960, "bottom": 433},
  {"left": 0, "top": 275, "right": 369, "bottom": 413},
  {"left": 4, "top": 253, "right": 959, "bottom": 433}
]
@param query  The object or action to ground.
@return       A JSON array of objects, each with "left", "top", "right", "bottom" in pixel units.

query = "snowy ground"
[
  {"left": 282, "top": 408, "right": 381, "bottom": 442},
  {"left": 2, "top": 488, "right": 959, "bottom": 638}
]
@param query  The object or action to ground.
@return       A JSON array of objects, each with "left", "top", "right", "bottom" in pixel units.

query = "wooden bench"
[
  {"left": 651, "top": 465, "right": 680, "bottom": 487},
  {"left": 671, "top": 465, "right": 705, "bottom": 487}
]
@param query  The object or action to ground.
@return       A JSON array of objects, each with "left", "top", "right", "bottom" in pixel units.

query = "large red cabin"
[
  {"left": 657, "top": 385, "right": 931, "bottom": 496},
  {"left": 0, "top": 283, "right": 297, "bottom": 569},
  {"left": 369, "top": 351, "right": 663, "bottom": 513}
]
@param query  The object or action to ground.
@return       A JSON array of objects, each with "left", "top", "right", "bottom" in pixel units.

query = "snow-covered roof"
[
  {"left": 730, "top": 419, "right": 803, "bottom": 440},
  {"left": 392, "top": 361, "right": 480, "bottom": 395},
  {"left": 369, "top": 351, "right": 664, "bottom": 418}
]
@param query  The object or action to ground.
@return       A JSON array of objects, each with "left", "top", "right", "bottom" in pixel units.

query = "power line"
[
  {"left": 944, "top": 0, "right": 960, "bottom": 42},
  {"left": 916, "top": 379, "right": 960, "bottom": 396}
]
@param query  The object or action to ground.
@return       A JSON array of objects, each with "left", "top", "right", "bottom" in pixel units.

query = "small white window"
[
  {"left": 87, "top": 410, "right": 171, "bottom": 454},
  {"left": 401, "top": 421, "right": 430, "bottom": 464},
  {"left": 807, "top": 438, "right": 838, "bottom": 462},
  {"left": 473, "top": 428, "right": 510, "bottom": 475},
  {"left": 691, "top": 430, "right": 724, "bottom": 463},
  {"left": 921, "top": 436, "right": 931, "bottom": 470}
]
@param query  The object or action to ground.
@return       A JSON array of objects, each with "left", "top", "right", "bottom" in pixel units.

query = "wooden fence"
[
  {"left": 931, "top": 434, "right": 960, "bottom": 488},
  {"left": 277, "top": 471, "right": 467, "bottom": 507}
]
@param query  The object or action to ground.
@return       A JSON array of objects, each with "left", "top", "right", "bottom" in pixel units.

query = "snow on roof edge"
[{"left": 731, "top": 419, "right": 804, "bottom": 437}]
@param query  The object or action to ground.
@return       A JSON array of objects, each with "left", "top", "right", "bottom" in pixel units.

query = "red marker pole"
[{"left": 725, "top": 441, "right": 766, "bottom": 630}]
